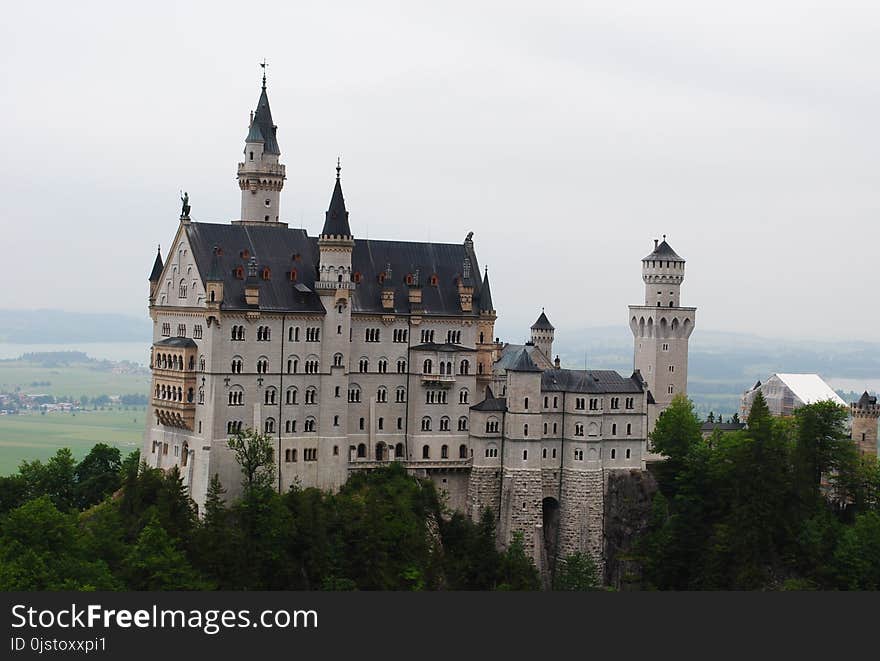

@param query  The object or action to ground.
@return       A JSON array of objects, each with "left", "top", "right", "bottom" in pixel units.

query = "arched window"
[
  {"left": 264, "top": 388, "right": 277, "bottom": 405},
  {"left": 439, "top": 416, "right": 450, "bottom": 431},
  {"left": 231, "top": 357, "right": 243, "bottom": 374},
  {"left": 305, "top": 387, "right": 317, "bottom": 405},
  {"left": 286, "top": 388, "right": 298, "bottom": 405},
  {"left": 441, "top": 445, "right": 449, "bottom": 459},
  {"left": 265, "top": 418, "right": 275, "bottom": 433},
  {"left": 333, "top": 353, "right": 344, "bottom": 367},
  {"left": 523, "top": 423, "right": 529, "bottom": 437},
  {"left": 421, "top": 417, "right": 432, "bottom": 431},
  {"left": 348, "top": 386, "right": 361, "bottom": 403},
  {"left": 377, "top": 387, "right": 387, "bottom": 403},
  {"left": 422, "top": 444, "right": 430, "bottom": 459},
  {"left": 457, "top": 416, "right": 468, "bottom": 431},
  {"left": 612, "top": 423, "right": 617, "bottom": 436},
  {"left": 524, "top": 397, "right": 529, "bottom": 410},
  {"left": 460, "top": 360, "right": 470, "bottom": 375},
  {"left": 305, "top": 417, "right": 316, "bottom": 432},
  {"left": 626, "top": 423, "right": 632, "bottom": 436},
  {"left": 287, "top": 357, "right": 299, "bottom": 374},
  {"left": 359, "top": 358, "right": 369, "bottom": 373},
  {"left": 459, "top": 444, "right": 467, "bottom": 458},
  {"left": 459, "top": 389, "right": 469, "bottom": 404},
  {"left": 396, "top": 387, "right": 407, "bottom": 403},
  {"left": 423, "top": 359, "right": 432, "bottom": 374}
]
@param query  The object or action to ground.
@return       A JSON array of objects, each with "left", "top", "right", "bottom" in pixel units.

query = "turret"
[
  {"left": 236, "top": 69, "right": 286, "bottom": 225},
  {"left": 315, "top": 160, "right": 355, "bottom": 302},
  {"left": 642, "top": 235, "right": 685, "bottom": 308},
  {"left": 851, "top": 391, "right": 879, "bottom": 456},
  {"left": 530, "top": 310, "right": 554, "bottom": 362}
]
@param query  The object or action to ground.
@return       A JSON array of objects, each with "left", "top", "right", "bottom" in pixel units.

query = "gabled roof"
[
  {"left": 507, "top": 348, "right": 542, "bottom": 373},
  {"left": 410, "top": 342, "right": 476, "bottom": 353},
  {"left": 531, "top": 310, "right": 554, "bottom": 330},
  {"left": 246, "top": 85, "right": 280, "bottom": 155},
  {"left": 643, "top": 238, "right": 684, "bottom": 262},
  {"left": 149, "top": 246, "right": 164, "bottom": 282},
  {"left": 471, "top": 396, "right": 507, "bottom": 412},
  {"left": 541, "top": 369, "right": 645, "bottom": 394},
  {"left": 772, "top": 373, "right": 846, "bottom": 407},
  {"left": 494, "top": 343, "right": 554, "bottom": 372},
  {"left": 321, "top": 167, "right": 351, "bottom": 237}
]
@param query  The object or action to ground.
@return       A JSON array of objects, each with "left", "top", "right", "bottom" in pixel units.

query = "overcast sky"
[{"left": 2, "top": 1, "right": 878, "bottom": 342}]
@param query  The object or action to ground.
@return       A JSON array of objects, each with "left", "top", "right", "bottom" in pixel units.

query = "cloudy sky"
[{"left": 2, "top": 1, "right": 878, "bottom": 342}]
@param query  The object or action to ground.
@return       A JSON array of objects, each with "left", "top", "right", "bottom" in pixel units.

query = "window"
[
  {"left": 625, "top": 397, "right": 634, "bottom": 409},
  {"left": 524, "top": 397, "right": 529, "bottom": 410},
  {"left": 574, "top": 449, "right": 584, "bottom": 461},
  {"left": 264, "top": 418, "right": 275, "bottom": 433},
  {"left": 575, "top": 423, "right": 584, "bottom": 437},
  {"left": 612, "top": 423, "right": 617, "bottom": 436},
  {"left": 256, "top": 358, "right": 268, "bottom": 374},
  {"left": 193, "top": 324, "right": 203, "bottom": 339},
  {"left": 458, "top": 416, "right": 468, "bottom": 431},
  {"left": 626, "top": 448, "right": 631, "bottom": 459},
  {"left": 458, "top": 359, "right": 470, "bottom": 375},
  {"left": 264, "top": 388, "right": 277, "bottom": 405},
  {"left": 523, "top": 424, "right": 529, "bottom": 437},
  {"left": 420, "top": 329, "right": 435, "bottom": 343},
  {"left": 423, "top": 359, "right": 433, "bottom": 374},
  {"left": 422, "top": 445, "right": 430, "bottom": 459},
  {"left": 486, "top": 418, "right": 500, "bottom": 433},
  {"left": 257, "top": 326, "right": 271, "bottom": 341},
  {"left": 378, "top": 417, "right": 384, "bottom": 430},
  {"left": 289, "top": 327, "right": 299, "bottom": 342},
  {"left": 397, "top": 417, "right": 403, "bottom": 430},
  {"left": 542, "top": 448, "right": 547, "bottom": 458},
  {"left": 668, "top": 365, "right": 675, "bottom": 372},
  {"left": 611, "top": 448, "right": 617, "bottom": 459},
  {"left": 306, "top": 327, "right": 320, "bottom": 342},
  {"left": 522, "top": 450, "right": 528, "bottom": 460},
  {"left": 304, "top": 418, "right": 316, "bottom": 432},
  {"left": 231, "top": 358, "right": 243, "bottom": 374},
  {"left": 286, "top": 388, "right": 298, "bottom": 405},
  {"left": 626, "top": 423, "right": 632, "bottom": 436},
  {"left": 439, "top": 417, "right": 450, "bottom": 431},
  {"left": 305, "top": 388, "right": 317, "bottom": 404},
  {"left": 377, "top": 387, "right": 387, "bottom": 403},
  {"left": 553, "top": 396, "right": 558, "bottom": 408},
  {"left": 589, "top": 398, "right": 600, "bottom": 411},
  {"left": 459, "top": 444, "right": 468, "bottom": 458},
  {"left": 662, "top": 343, "right": 669, "bottom": 351},
  {"left": 441, "top": 445, "right": 449, "bottom": 459},
  {"left": 357, "top": 444, "right": 366, "bottom": 458},
  {"left": 397, "top": 359, "right": 407, "bottom": 373},
  {"left": 610, "top": 397, "right": 619, "bottom": 409},
  {"left": 334, "top": 415, "right": 339, "bottom": 427},
  {"left": 543, "top": 422, "right": 548, "bottom": 435},
  {"left": 575, "top": 397, "right": 585, "bottom": 410},
  {"left": 446, "top": 330, "right": 461, "bottom": 344},
  {"left": 304, "top": 448, "right": 317, "bottom": 461},
  {"left": 305, "top": 359, "right": 319, "bottom": 374},
  {"left": 552, "top": 448, "right": 557, "bottom": 459},
  {"left": 333, "top": 353, "right": 343, "bottom": 367},
  {"left": 421, "top": 417, "right": 432, "bottom": 431},
  {"left": 393, "top": 329, "right": 408, "bottom": 343},
  {"left": 668, "top": 385, "right": 674, "bottom": 394},
  {"left": 287, "top": 357, "right": 299, "bottom": 373},
  {"left": 459, "top": 389, "right": 469, "bottom": 404},
  {"left": 396, "top": 387, "right": 407, "bottom": 403},
  {"left": 359, "top": 417, "right": 365, "bottom": 430},
  {"left": 179, "top": 281, "right": 187, "bottom": 298},
  {"left": 177, "top": 324, "right": 186, "bottom": 337},
  {"left": 359, "top": 358, "right": 369, "bottom": 373},
  {"left": 485, "top": 446, "right": 498, "bottom": 458},
  {"left": 365, "top": 328, "right": 380, "bottom": 342},
  {"left": 378, "top": 359, "right": 387, "bottom": 373}
]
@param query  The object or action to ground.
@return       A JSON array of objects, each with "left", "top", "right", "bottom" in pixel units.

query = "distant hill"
[
  {"left": 0, "top": 309, "right": 151, "bottom": 343},
  {"left": 552, "top": 326, "right": 880, "bottom": 417}
]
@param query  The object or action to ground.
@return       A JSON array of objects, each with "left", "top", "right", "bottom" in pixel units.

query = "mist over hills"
[{"left": 0, "top": 309, "right": 151, "bottom": 343}]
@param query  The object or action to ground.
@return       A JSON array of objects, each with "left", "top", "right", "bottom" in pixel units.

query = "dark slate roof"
[
  {"left": 531, "top": 310, "right": 554, "bottom": 330},
  {"left": 246, "top": 85, "right": 280, "bottom": 155},
  {"left": 479, "top": 268, "right": 494, "bottom": 313},
  {"left": 321, "top": 171, "right": 351, "bottom": 237},
  {"left": 857, "top": 391, "right": 877, "bottom": 407},
  {"left": 507, "top": 348, "right": 542, "bottom": 372},
  {"left": 154, "top": 337, "right": 197, "bottom": 348},
  {"left": 411, "top": 342, "right": 476, "bottom": 353},
  {"left": 471, "top": 396, "right": 507, "bottom": 412},
  {"left": 540, "top": 369, "right": 644, "bottom": 394},
  {"left": 206, "top": 246, "right": 224, "bottom": 281},
  {"left": 643, "top": 238, "right": 684, "bottom": 262},
  {"left": 185, "top": 222, "right": 324, "bottom": 313},
  {"left": 701, "top": 421, "right": 746, "bottom": 432},
  {"left": 184, "top": 222, "right": 487, "bottom": 316},
  {"left": 350, "top": 237, "right": 485, "bottom": 316},
  {"left": 149, "top": 247, "right": 164, "bottom": 282},
  {"left": 494, "top": 344, "right": 553, "bottom": 372}
]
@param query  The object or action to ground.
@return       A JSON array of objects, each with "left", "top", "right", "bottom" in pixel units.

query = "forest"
[{"left": 1, "top": 392, "right": 878, "bottom": 590}]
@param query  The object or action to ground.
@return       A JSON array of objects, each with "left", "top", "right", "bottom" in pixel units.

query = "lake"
[{"left": 0, "top": 342, "right": 150, "bottom": 366}]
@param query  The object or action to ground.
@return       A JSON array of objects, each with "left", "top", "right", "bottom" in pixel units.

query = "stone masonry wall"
[
  {"left": 466, "top": 466, "right": 501, "bottom": 522},
  {"left": 558, "top": 468, "right": 605, "bottom": 575}
]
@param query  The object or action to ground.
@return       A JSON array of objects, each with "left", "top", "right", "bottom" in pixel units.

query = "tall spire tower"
[
  {"left": 236, "top": 62, "right": 286, "bottom": 225},
  {"left": 629, "top": 236, "right": 696, "bottom": 427}
]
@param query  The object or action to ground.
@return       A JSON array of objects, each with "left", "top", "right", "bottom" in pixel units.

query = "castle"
[{"left": 142, "top": 73, "right": 696, "bottom": 574}]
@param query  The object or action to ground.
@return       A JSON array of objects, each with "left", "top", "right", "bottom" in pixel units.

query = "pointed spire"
[
  {"left": 531, "top": 309, "right": 554, "bottom": 331},
  {"left": 480, "top": 267, "right": 495, "bottom": 313},
  {"left": 321, "top": 161, "right": 352, "bottom": 237},
  {"left": 149, "top": 245, "right": 163, "bottom": 282},
  {"left": 508, "top": 348, "right": 542, "bottom": 373},
  {"left": 245, "top": 63, "right": 280, "bottom": 155}
]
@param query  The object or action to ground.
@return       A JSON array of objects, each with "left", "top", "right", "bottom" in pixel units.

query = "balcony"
[
  {"left": 153, "top": 398, "right": 195, "bottom": 430},
  {"left": 420, "top": 374, "right": 456, "bottom": 387}
]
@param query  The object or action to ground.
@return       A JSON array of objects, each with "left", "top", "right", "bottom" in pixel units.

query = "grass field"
[
  {"left": 0, "top": 408, "right": 145, "bottom": 476},
  {"left": 0, "top": 361, "right": 149, "bottom": 399}
]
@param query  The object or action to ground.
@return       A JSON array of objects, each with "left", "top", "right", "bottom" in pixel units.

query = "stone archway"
[{"left": 542, "top": 497, "right": 561, "bottom": 573}]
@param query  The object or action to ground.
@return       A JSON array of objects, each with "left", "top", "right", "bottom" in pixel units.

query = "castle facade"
[{"left": 142, "top": 75, "right": 695, "bottom": 573}]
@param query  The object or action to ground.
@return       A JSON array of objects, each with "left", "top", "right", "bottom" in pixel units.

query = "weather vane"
[{"left": 260, "top": 59, "right": 268, "bottom": 88}]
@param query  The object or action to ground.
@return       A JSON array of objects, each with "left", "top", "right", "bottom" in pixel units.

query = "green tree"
[
  {"left": 553, "top": 552, "right": 600, "bottom": 590},
  {"left": 74, "top": 443, "right": 122, "bottom": 510},
  {"left": 0, "top": 496, "right": 118, "bottom": 590},
  {"left": 228, "top": 427, "right": 276, "bottom": 493},
  {"left": 496, "top": 532, "right": 540, "bottom": 590},
  {"left": 122, "top": 513, "right": 208, "bottom": 590}
]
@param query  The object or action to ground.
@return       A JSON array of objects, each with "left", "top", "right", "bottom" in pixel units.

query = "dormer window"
[
  {"left": 262, "top": 268, "right": 271, "bottom": 281},
  {"left": 353, "top": 272, "right": 362, "bottom": 284},
  {"left": 234, "top": 267, "right": 244, "bottom": 279},
  {"left": 378, "top": 272, "right": 386, "bottom": 284},
  {"left": 430, "top": 274, "right": 439, "bottom": 286},
  {"left": 406, "top": 274, "right": 414, "bottom": 285},
  {"left": 289, "top": 269, "right": 297, "bottom": 282}
]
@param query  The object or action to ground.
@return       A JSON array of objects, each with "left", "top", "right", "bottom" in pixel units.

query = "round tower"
[
  {"left": 236, "top": 69, "right": 286, "bottom": 225},
  {"left": 530, "top": 310, "right": 554, "bottom": 362},
  {"left": 851, "top": 391, "right": 879, "bottom": 456}
]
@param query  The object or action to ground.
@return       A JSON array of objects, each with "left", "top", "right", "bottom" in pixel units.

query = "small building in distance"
[
  {"left": 740, "top": 373, "right": 845, "bottom": 419},
  {"left": 700, "top": 420, "right": 746, "bottom": 439},
  {"left": 851, "top": 391, "right": 879, "bottom": 457}
]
